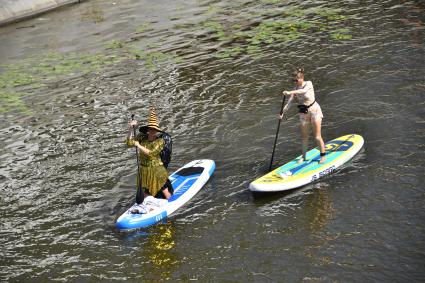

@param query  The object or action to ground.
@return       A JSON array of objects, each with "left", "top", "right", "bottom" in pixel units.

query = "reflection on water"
[
  {"left": 306, "top": 186, "right": 334, "bottom": 234},
  {"left": 145, "top": 222, "right": 177, "bottom": 280}
]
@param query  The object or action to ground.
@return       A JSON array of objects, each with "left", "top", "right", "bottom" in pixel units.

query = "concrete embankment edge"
[{"left": 0, "top": 0, "right": 82, "bottom": 26}]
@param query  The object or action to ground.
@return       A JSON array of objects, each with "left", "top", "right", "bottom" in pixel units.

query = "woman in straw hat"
[{"left": 127, "top": 108, "right": 173, "bottom": 203}]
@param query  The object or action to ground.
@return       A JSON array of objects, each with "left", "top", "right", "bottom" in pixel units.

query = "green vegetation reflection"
[
  {"left": 0, "top": 3, "right": 355, "bottom": 114},
  {"left": 0, "top": 42, "right": 178, "bottom": 114},
  {"left": 192, "top": 4, "right": 354, "bottom": 59}
]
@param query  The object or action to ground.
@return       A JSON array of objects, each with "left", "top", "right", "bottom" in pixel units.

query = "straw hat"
[{"left": 144, "top": 108, "right": 161, "bottom": 132}]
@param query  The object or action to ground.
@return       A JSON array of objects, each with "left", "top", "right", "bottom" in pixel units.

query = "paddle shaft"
[
  {"left": 269, "top": 95, "right": 286, "bottom": 171},
  {"left": 132, "top": 114, "right": 144, "bottom": 204}
]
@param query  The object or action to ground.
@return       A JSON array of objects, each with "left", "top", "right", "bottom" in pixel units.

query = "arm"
[
  {"left": 126, "top": 120, "right": 138, "bottom": 147},
  {"left": 126, "top": 120, "right": 147, "bottom": 149},
  {"left": 278, "top": 94, "right": 294, "bottom": 119},
  {"left": 282, "top": 94, "right": 294, "bottom": 114},
  {"left": 134, "top": 138, "right": 164, "bottom": 157},
  {"left": 286, "top": 81, "right": 312, "bottom": 95},
  {"left": 133, "top": 141, "right": 151, "bottom": 155}
]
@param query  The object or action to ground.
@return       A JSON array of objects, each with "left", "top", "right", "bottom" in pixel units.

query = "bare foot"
[
  {"left": 297, "top": 158, "right": 305, "bottom": 164},
  {"left": 319, "top": 156, "right": 326, "bottom": 164}
]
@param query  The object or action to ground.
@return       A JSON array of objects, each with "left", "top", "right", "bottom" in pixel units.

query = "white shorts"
[{"left": 299, "top": 102, "right": 324, "bottom": 125}]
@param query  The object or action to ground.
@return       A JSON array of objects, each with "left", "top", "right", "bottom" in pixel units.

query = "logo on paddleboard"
[
  {"left": 311, "top": 165, "right": 336, "bottom": 181},
  {"left": 325, "top": 141, "right": 353, "bottom": 152}
]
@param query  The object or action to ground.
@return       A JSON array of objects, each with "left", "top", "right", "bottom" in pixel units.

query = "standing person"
[
  {"left": 279, "top": 68, "right": 326, "bottom": 164},
  {"left": 127, "top": 108, "right": 173, "bottom": 205}
]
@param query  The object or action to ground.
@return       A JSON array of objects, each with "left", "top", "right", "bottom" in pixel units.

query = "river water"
[{"left": 0, "top": 0, "right": 424, "bottom": 282}]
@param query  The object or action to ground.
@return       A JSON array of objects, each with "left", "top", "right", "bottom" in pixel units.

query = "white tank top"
[{"left": 293, "top": 81, "right": 315, "bottom": 105}]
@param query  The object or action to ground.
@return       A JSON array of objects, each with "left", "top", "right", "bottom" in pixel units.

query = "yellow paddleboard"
[{"left": 249, "top": 134, "right": 364, "bottom": 192}]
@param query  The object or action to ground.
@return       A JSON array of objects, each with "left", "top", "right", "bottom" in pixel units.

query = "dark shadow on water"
[
  {"left": 251, "top": 190, "right": 295, "bottom": 200},
  {"left": 114, "top": 218, "right": 169, "bottom": 241},
  {"left": 251, "top": 184, "right": 316, "bottom": 207},
  {"left": 118, "top": 229, "right": 150, "bottom": 240}
]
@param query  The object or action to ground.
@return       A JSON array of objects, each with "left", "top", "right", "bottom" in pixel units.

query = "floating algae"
[
  {"left": 81, "top": 7, "right": 105, "bottom": 23},
  {"left": 177, "top": 3, "right": 355, "bottom": 61},
  {"left": 0, "top": 30, "right": 185, "bottom": 114},
  {"left": 202, "top": 21, "right": 229, "bottom": 41},
  {"left": 105, "top": 40, "right": 126, "bottom": 50},
  {"left": 261, "top": 0, "right": 282, "bottom": 4},
  {"left": 313, "top": 7, "right": 347, "bottom": 21},
  {"left": 0, "top": 2, "right": 357, "bottom": 114},
  {"left": 215, "top": 46, "right": 244, "bottom": 59},
  {"left": 0, "top": 91, "right": 30, "bottom": 114},
  {"left": 0, "top": 71, "right": 35, "bottom": 88},
  {"left": 136, "top": 23, "right": 152, "bottom": 33},
  {"left": 0, "top": 51, "right": 122, "bottom": 114},
  {"left": 330, "top": 28, "right": 352, "bottom": 40}
]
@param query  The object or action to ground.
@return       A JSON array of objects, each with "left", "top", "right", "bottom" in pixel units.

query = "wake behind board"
[
  {"left": 249, "top": 134, "right": 364, "bottom": 192},
  {"left": 116, "top": 159, "right": 215, "bottom": 230}
]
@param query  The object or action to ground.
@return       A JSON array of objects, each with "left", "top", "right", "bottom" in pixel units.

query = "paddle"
[
  {"left": 131, "top": 114, "right": 144, "bottom": 204},
  {"left": 269, "top": 95, "right": 286, "bottom": 171}
]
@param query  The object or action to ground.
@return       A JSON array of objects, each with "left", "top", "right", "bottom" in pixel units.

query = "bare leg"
[
  {"left": 162, "top": 188, "right": 172, "bottom": 199},
  {"left": 311, "top": 117, "right": 326, "bottom": 163},
  {"left": 132, "top": 191, "right": 151, "bottom": 213},
  {"left": 298, "top": 122, "right": 310, "bottom": 163}
]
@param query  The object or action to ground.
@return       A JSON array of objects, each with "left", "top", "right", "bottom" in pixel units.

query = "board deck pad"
[
  {"left": 249, "top": 134, "right": 364, "bottom": 192},
  {"left": 116, "top": 159, "right": 215, "bottom": 230}
]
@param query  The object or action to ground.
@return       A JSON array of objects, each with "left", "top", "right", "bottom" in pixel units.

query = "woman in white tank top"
[{"left": 279, "top": 68, "right": 326, "bottom": 164}]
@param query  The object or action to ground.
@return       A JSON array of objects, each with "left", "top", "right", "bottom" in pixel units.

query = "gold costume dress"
[{"left": 127, "top": 135, "right": 169, "bottom": 197}]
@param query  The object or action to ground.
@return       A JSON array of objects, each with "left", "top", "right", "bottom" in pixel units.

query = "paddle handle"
[
  {"left": 269, "top": 95, "right": 286, "bottom": 171},
  {"left": 131, "top": 114, "right": 144, "bottom": 204}
]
